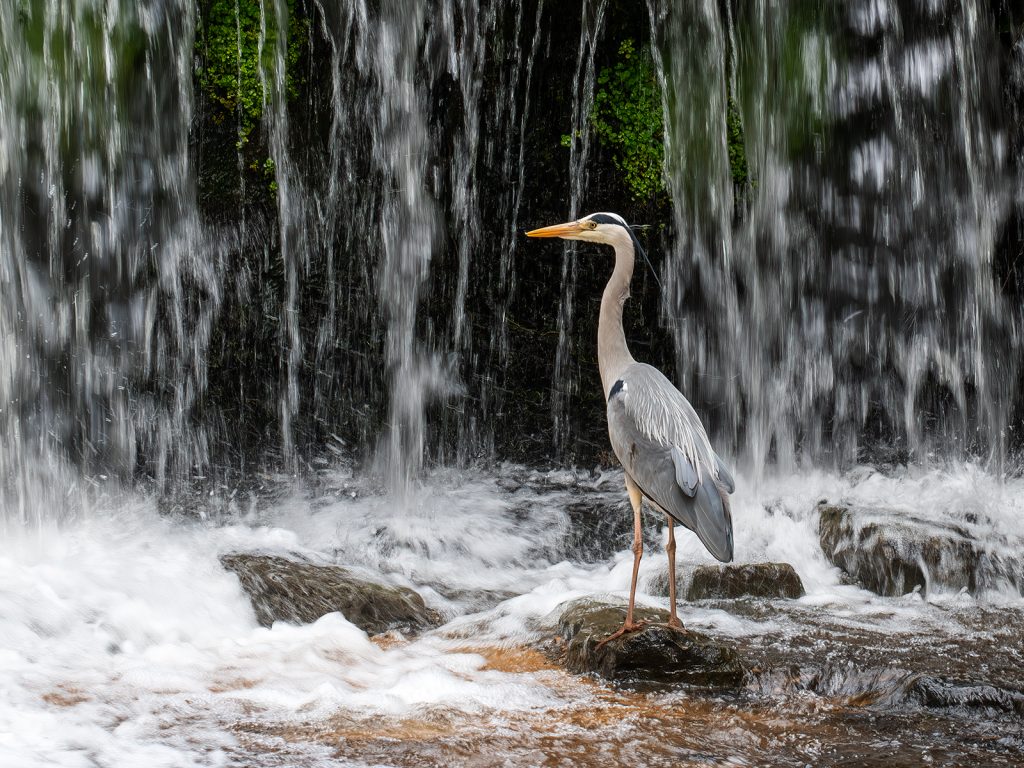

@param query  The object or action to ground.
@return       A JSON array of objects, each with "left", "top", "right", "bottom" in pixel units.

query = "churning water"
[
  {"left": 2, "top": 0, "right": 1024, "bottom": 765},
  {"left": 3, "top": 465, "right": 1024, "bottom": 766}
]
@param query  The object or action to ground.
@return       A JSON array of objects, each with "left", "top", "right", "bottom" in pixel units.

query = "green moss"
[
  {"left": 194, "top": 0, "right": 305, "bottom": 148},
  {"left": 726, "top": 97, "right": 748, "bottom": 187},
  {"left": 589, "top": 39, "right": 665, "bottom": 200}
]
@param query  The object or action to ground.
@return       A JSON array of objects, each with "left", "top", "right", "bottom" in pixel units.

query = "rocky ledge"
[
  {"left": 817, "top": 503, "right": 1024, "bottom": 597},
  {"left": 554, "top": 599, "right": 746, "bottom": 687},
  {"left": 221, "top": 553, "right": 439, "bottom": 634},
  {"left": 650, "top": 562, "right": 805, "bottom": 601}
]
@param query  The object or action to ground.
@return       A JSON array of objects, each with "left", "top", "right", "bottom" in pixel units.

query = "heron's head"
[
  {"left": 527, "top": 212, "right": 662, "bottom": 288},
  {"left": 526, "top": 212, "right": 632, "bottom": 246}
]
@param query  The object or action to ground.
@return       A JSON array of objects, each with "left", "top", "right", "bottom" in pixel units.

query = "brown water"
[{"left": 222, "top": 607, "right": 1024, "bottom": 767}]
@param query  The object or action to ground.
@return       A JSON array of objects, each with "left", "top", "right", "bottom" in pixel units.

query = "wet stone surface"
[
  {"left": 901, "top": 675, "right": 1024, "bottom": 715},
  {"left": 650, "top": 562, "right": 805, "bottom": 600},
  {"left": 818, "top": 502, "right": 1024, "bottom": 596},
  {"left": 554, "top": 599, "right": 746, "bottom": 687},
  {"left": 221, "top": 553, "right": 439, "bottom": 634},
  {"left": 561, "top": 498, "right": 662, "bottom": 563}
]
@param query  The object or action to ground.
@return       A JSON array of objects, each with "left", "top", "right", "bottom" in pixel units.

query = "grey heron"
[{"left": 527, "top": 212, "right": 735, "bottom": 644}]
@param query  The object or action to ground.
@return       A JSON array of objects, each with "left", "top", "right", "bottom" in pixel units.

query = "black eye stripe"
[{"left": 589, "top": 213, "right": 628, "bottom": 228}]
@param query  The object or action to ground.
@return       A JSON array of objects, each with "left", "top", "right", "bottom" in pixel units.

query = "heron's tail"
[{"left": 689, "top": 474, "right": 734, "bottom": 562}]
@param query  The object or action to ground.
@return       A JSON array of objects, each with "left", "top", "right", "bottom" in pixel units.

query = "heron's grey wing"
[
  {"left": 616, "top": 363, "right": 735, "bottom": 489},
  {"left": 607, "top": 367, "right": 734, "bottom": 562},
  {"left": 671, "top": 445, "right": 699, "bottom": 496},
  {"left": 714, "top": 452, "right": 735, "bottom": 493}
]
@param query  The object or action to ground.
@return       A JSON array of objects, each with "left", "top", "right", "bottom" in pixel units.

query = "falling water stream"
[
  {"left": 649, "top": 0, "right": 1020, "bottom": 473},
  {"left": 2, "top": 1, "right": 1024, "bottom": 765}
]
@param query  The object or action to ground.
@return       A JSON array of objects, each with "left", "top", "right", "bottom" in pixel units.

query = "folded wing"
[{"left": 606, "top": 363, "right": 734, "bottom": 562}]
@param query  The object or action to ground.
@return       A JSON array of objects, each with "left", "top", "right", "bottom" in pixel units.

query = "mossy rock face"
[
  {"left": 556, "top": 599, "right": 746, "bottom": 687},
  {"left": 817, "top": 503, "right": 1024, "bottom": 597},
  {"left": 221, "top": 553, "right": 439, "bottom": 634}
]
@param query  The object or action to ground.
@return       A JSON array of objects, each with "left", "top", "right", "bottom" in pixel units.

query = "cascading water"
[
  {"left": 551, "top": 0, "right": 608, "bottom": 456},
  {"left": 2, "top": 0, "right": 1021, "bottom": 511},
  {"left": 648, "top": 0, "right": 1021, "bottom": 473},
  {"left": 362, "top": 2, "right": 447, "bottom": 493},
  {"left": 0, "top": 0, "right": 217, "bottom": 523}
]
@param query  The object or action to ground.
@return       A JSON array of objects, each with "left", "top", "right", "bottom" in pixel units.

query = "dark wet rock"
[
  {"left": 817, "top": 503, "right": 1024, "bottom": 597},
  {"left": 554, "top": 599, "right": 746, "bottom": 687},
  {"left": 651, "top": 562, "right": 805, "bottom": 601},
  {"left": 562, "top": 500, "right": 662, "bottom": 563},
  {"left": 424, "top": 585, "right": 519, "bottom": 614},
  {"left": 221, "top": 553, "right": 438, "bottom": 634},
  {"left": 901, "top": 676, "right": 1024, "bottom": 715},
  {"left": 749, "top": 660, "right": 1024, "bottom": 717}
]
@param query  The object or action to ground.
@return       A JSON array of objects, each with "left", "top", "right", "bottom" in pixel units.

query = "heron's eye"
[{"left": 586, "top": 220, "right": 597, "bottom": 230}]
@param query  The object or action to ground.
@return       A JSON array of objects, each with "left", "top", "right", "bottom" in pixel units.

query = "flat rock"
[
  {"left": 221, "top": 553, "right": 438, "bottom": 634},
  {"left": 651, "top": 562, "right": 805, "bottom": 601},
  {"left": 555, "top": 599, "right": 746, "bottom": 687},
  {"left": 817, "top": 503, "right": 1024, "bottom": 597}
]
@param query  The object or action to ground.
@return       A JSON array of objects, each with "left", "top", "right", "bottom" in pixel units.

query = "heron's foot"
[
  {"left": 647, "top": 617, "right": 689, "bottom": 634},
  {"left": 595, "top": 620, "right": 649, "bottom": 650}
]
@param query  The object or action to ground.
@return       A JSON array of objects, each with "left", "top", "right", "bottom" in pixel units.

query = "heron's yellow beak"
[{"left": 526, "top": 221, "right": 583, "bottom": 238}]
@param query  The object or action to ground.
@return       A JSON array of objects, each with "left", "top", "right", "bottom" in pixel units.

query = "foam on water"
[{"left": 1, "top": 464, "right": 1022, "bottom": 765}]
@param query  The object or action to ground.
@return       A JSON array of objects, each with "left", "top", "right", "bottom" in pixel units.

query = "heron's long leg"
[
  {"left": 665, "top": 515, "right": 683, "bottom": 629},
  {"left": 597, "top": 475, "right": 646, "bottom": 649},
  {"left": 623, "top": 477, "right": 644, "bottom": 627}
]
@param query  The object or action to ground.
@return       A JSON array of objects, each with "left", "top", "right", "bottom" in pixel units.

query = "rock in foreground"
[
  {"left": 817, "top": 503, "right": 1024, "bottom": 597},
  {"left": 221, "top": 553, "right": 438, "bottom": 634},
  {"left": 651, "top": 562, "right": 805, "bottom": 601},
  {"left": 556, "top": 599, "right": 745, "bottom": 687}
]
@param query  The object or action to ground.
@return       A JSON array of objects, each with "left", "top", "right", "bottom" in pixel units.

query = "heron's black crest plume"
[{"left": 629, "top": 230, "right": 662, "bottom": 292}]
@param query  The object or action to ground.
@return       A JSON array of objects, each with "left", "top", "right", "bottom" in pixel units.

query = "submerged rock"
[
  {"left": 555, "top": 599, "right": 745, "bottom": 687},
  {"left": 650, "top": 562, "right": 805, "bottom": 601},
  {"left": 817, "top": 503, "right": 1024, "bottom": 597},
  {"left": 221, "top": 553, "right": 438, "bottom": 634},
  {"left": 901, "top": 676, "right": 1024, "bottom": 715}
]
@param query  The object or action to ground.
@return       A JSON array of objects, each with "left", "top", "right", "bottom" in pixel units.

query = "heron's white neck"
[{"left": 598, "top": 232, "right": 636, "bottom": 399}]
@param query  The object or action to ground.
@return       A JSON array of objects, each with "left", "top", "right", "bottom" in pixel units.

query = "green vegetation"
[
  {"left": 194, "top": 0, "right": 305, "bottom": 149},
  {"left": 581, "top": 38, "right": 749, "bottom": 199},
  {"left": 726, "top": 98, "right": 749, "bottom": 187},
  {"left": 590, "top": 39, "right": 665, "bottom": 200}
]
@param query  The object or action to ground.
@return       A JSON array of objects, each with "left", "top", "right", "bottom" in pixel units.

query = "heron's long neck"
[{"left": 598, "top": 239, "right": 636, "bottom": 399}]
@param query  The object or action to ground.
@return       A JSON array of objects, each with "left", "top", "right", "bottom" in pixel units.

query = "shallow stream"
[{"left": 3, "top": 464, "right": 1022, "bottom": 766}]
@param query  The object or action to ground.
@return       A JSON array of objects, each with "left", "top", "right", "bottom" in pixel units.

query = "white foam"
[{"left": 2, "top": 464, "right": 1023, "bottom": 764}]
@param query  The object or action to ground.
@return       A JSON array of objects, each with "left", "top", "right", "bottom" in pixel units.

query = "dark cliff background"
[{"left": 181, "top": 0, "right": 1024, "bottom": 477}]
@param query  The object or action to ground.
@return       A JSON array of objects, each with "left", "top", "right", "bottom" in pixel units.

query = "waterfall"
[
  {"left": 1, "top": 0, "right": 1021, "bottom": 523},
  {"left": 0, "top": 0, "right": 216, "bottom": 522},
  {"left": 551, "top": 0, "right": 609, "bottom": 456},
  {"left": 648, "top": 0, "right": 1020, "bottom": 474}
]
